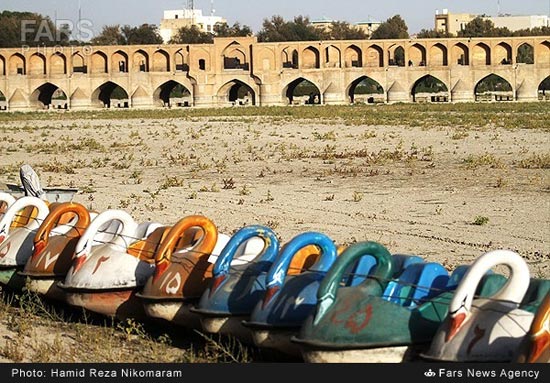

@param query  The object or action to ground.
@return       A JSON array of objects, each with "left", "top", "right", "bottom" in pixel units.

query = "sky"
[{"left": 2, "top": 0, "right": 549, "bottom": 36}]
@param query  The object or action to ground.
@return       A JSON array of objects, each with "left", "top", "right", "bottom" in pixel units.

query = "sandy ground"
[{"left": 0, "top": 114, "right": 548, "bottom": 361}]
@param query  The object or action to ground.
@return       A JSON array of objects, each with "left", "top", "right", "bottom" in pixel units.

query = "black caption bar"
[{"left": 1, "top": 363, "right": 548, "bottom": 383}]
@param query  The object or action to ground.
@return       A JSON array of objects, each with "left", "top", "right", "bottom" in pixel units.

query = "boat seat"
[
  {"left": 520, "top": 279, "right": 550, "bottom": 313},
  {"left": 341, "top": 254, "right": 425, "bottom": 288},
  {"left": 287, "top": 245, "right": 321, "bottom": 276},
  {"left": 91, "top": 219, "right": 123, "bottom": 247},
  {"left": 127, "top": 226, "right": 171, "bottom": 262},
  {"left": 383, "top": 262, "right": 450, "bottom": 307}
]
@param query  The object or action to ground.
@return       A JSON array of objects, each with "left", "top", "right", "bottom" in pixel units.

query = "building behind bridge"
[
  {"left": 159, "top": 8, "right": 227, "bottom": 44},
  {"left": 435, "top": 9, "right": 550, "bottom": 35}
]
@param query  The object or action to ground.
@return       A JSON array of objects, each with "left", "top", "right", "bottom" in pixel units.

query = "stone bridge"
[{"left": 0, "top": 35, "right": 549, "bottom": 111}]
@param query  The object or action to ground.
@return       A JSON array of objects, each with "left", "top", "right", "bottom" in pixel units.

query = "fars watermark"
[
  {"left": 423, "top": 368, "right": 543, "bottom": 381},
  {"left": 20, "top": 18, "right": 94, "bottom": 43}
]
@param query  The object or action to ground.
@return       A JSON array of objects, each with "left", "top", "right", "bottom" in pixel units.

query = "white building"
[
  {"left": 159, "top": 8, "right": 227, "bottom": 43},
  {"left": 435, "top": 9, "right": 550, "bottom": 35}
]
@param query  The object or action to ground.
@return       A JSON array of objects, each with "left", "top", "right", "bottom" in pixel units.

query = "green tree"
[
  {"left": 170, "top": 25, "right": 213, "bottom": 44},
  {"left": 257, "top": 15, "right": 325, "bottom": 42},
  {"left": 122, "top": 24, "right": 163, "bottom": 45},
  {"left": 91, "top": 24, "right": 163, "bottom": 45},
  {"left": 371, "top": 15, "right": 409, "bottom": 39},
  {"left": 214, "top": 22, "right": 253, "bottom": 37},
  {"left": 91, "top": 25, "right": 125, "bottom": 45},
  {"left": 0, "top": 10, "right": 70, "bottom": 47},
  {"left": 511, "top": 26, "right": 550, "bottom": 36},
  {"left": 327, "top": 21, "right": 368, "bottom": 40},
  {"left": 457, "top": 17, "right": 511, "bottom": 37},
  {"left": 416, "top": 28, "right": 454, "bottom": 38}
]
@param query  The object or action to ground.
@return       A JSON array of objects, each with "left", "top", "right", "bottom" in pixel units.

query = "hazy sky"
[{"left": 2, "top": 0, "right": 549, "bottom": 35}]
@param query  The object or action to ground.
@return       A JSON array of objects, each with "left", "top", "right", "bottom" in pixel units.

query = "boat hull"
[
  {"left": 66, "top": 289, "right": 146, "bottom": 320},
  {"left": 143, "top": 301, "right": 202, "bottom": 329},
  {"left": 251, "top": 328, "right": 302, "bottom": 357},
  {"left": 26, "top": 278, "right": 66, "bottom": 301},
  {"left": 300, "top": 345, "right": 423, "bottom": 363},
  {"left": 200, "top": 315, "right": 253, "bottom": 344}
]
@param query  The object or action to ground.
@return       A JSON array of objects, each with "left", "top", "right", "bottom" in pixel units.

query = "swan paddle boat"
[
  {"left": 241, "top": 232, "right": 352, "bottom": 356},
  {"left": 422, "top": 250, "right": 550, "bottom": 362},
  {"left": 19, "top": 202, "right": 100, "bottom": 301},
  {"left": 515, "top": 292, "right": 550, "bottom": 363},
  {"left": 137, "top": 215, "right": 251, "bottom": 329},
  {"left": 292, "top": 244, "right": 511, "bottom": 363},
  {"left": 0, "top": 197, "right": 50, "bottom": 290},
  {"left": 57, "top": 209, "right": 167, "bottom": 320},
  {"left": 243, "top": 238, "right": 428, "bottom": 357},
  {"left": 191, "top": 225, "right": 329, "bottom": 343}
]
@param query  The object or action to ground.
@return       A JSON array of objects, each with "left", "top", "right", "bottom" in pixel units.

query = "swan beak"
[
  {"left": 209, "top": 274, "right": 226, "bottom": 298},
  {"left": 32, "top": 239, "right": 46, "bottom": 259},
  {"left": 446, "top": 312, "right": 467, "bottom": 342},
  {"left": 153, "top": 261, "right": 169, "bottom": 283},
  {"left": 262, "top": 286, "right": 280, "bottom": 309},
  {"left": 72, "top": 255, "right": 87, "bottom": 274},
  {"left": 527, "top": 331, "right": 550, "bottom": 363}
]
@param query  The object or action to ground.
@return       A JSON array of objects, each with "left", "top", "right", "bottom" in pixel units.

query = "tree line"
[
  {"left": 417, "top": 16, "right": 550, "bottom": 38},
  {"left": 0, "top": 10, "right": 548, "bottom": 48}
]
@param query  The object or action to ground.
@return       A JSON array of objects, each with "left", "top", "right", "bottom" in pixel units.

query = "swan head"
[{"left": 446, "top": 295, "right": 470, "bottom": 342}]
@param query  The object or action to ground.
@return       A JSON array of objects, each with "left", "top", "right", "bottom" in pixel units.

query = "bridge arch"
[
  {"left": 132, "top": 49, "right": 149, "bottom": 72},
  {"left": 91, "top": 50, "right": 108, "bottom": 74},
  {"left": 50, "top": 52, "right": 67, "bottom": 75},
  {"left": 153, "top": 80, "right": 192, "bottom": 107},
  {"left": 223, "top": 41, "right": 249, "bottom": 70},
  {"left": 539, "top": 76, "right": 550, "bottom": 101},
  {"left": 475, "top": 74, "right": 513, "bottom": 102},
  {"left": 473, "top": 43, "right": 491, "bottom": 66},
  {"left": 174, "top": 49, "right": 188, "bottom": 72},
  {"left": 389, "top": 45, "right": 405, "bottom": 66},
  {"left": 366, "top": 44, "right": 383, "bottom": 67},
  {"left": 430, "top": 43, "right": 448, "bottom": 66},
  {"left": 409, "top": 43, "right": 427, "bottom": 66},
  {"left": 452, "top": 42, "right": 469, "bottom": 65},
  {"left": 325, "top": 45, "right": 341, "bottom": 68},
  {"left": 281, "top": 47, "right": 299, "bottom": 69},
  {"left": 495, "top": 42, "right": 512, "bottom": 65},
  {"left": 112, "top": 50, "right": 129, "bottom": 73},
  {"left": 411, "top": 75, "right": 449, "bottom": 103},
  {"left": 0, "top": 54, "right": 5, "bottom": 76},
  {"left": 30, "top": 82, "right": 68, "bottom": 109},
  {"left": 92, "top": 81, "right": 129, "bottom": 108},
  {"left": 517, "top": 43, "right": 534, "bottom": 64},
  {"left": 72, "top": 51, "right": 87, "bottom": 73},
  {"left": 302, "top": 46, "right": 320, "bottom": 69},
  {"left": 29, "top": 53, "right": 46, "bottom": 76},
  {"left": 8, "top": 53, "right": 25, "bottom": 75},
  {"left": 217, "top": 79, "right": 256, "bottom": 106},
  {"left": 152, "top": 49, "right": 170, "bottom": 72},
  {"left": 347, "top": 75, "right": 384, "bottom": 104},
  {"left": 539, "top": 41, "right": 550, "bottom": 65},
  {"left": 344, "top": 45, "right": 362, "bottom": 68},
  {"left": 284, "top": 77, "right": 321, "bottom": 105}
]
